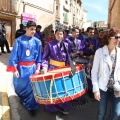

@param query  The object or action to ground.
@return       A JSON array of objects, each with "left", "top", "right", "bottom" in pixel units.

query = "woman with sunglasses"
[{"left": 91, "top": 28, "right": 120, "bottom": 120}]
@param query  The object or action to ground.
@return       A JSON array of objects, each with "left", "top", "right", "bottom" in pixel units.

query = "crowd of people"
[{"left": 6, "top": 20, "right": 120, "bottom": 120}]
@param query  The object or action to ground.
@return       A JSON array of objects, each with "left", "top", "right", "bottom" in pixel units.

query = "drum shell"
[{"left": 30, "top": 65, "right": 87, "bottom": 104}]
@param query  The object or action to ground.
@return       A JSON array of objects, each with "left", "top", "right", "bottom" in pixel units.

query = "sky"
[{"left": 83, "top": 0, "right": 109, "bottom": 22}]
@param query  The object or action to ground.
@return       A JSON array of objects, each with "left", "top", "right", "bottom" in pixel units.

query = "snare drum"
[{"left": 30, "top": 64, "right": 87, "bottom": 104}]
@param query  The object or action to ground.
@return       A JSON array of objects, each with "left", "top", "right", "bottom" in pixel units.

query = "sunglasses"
[{"left": 110, "top": 36, "right": 120, "bottom": 39}]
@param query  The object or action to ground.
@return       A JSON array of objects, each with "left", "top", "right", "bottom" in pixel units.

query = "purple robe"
[
  {"left": 42, "top": 39, "right": 71, "bottom": 112},
  {"left": 81, "top": 37, "right": 100, "bottom": 91},
  {"left": 64, "top": 37, "right": 83, "bottom": 58},
  {"left": 63, "top": 34, "right": 71, "bottom": 41},
  {"left": 81, "top": 38, "right": 100, "bottom": 56},
  {"left": 77, "top": 34, "right": 84, "bottom": 41},
  {"left": 34, "top": 32, "right": 44, "bottom": 47}
]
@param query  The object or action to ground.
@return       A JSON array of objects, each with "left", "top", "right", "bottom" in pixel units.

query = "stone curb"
[{"left": 7, "top": 76, "right": 21, "bottom": 120}]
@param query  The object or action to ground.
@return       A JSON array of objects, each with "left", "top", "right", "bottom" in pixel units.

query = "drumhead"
[{"left": 30, "top": 64, "right": 83, "bottom": 81}]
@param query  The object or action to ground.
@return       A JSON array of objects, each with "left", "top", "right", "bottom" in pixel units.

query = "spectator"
[
  {"left": 92, "top": 28, "right": 120, "bottom": 120},
  {"left": 0, "top": 22, "right": 11, "bottom": 53},
  {"left": 15, "top": 24, "right": 26, "bottom": 39}
]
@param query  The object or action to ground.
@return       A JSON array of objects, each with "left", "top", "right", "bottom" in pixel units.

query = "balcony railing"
[{"left": 0, "top": 0, "right": 17, "bottom": 14}]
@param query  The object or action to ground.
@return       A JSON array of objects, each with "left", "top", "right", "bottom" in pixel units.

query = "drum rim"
[{"left": 30, "top": 64, "right": 84, "bottom": 82}]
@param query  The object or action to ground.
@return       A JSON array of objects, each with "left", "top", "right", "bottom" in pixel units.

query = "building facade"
[
  {"left": 0, "top": 0, "right": 85, "bottom": 46},
  {"left": 0, "top": 0, "right": 17, "bottom": 46},
  {"left": 93, "top": 21, "right": 108, "bottom": 29},
  {"left": 82, "top": 9, "right": 88, "bottom": 30},
  {"left": 0, "top": 0, "right": 56, "bottom": 46},
  {"left": 55, "top": 0, "right": 84, "bottom": 30},
  {"left": 108, "top": 0, "right": 120, "bottom": 28}
]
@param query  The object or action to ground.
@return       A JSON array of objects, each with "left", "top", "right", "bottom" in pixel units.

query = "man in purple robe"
[
  {"left": 64, "top": 28, "right": 89, "bottom": 107},
  {"left": 81, "top": 27, "right": 100, "bottom": 98},
  {"left": 64, "top": 28, "right": 83, "bottom": 58},
  {"left": 41, "top": 29, "right": 71, "bottom": 115},
  {"left": 34, "top": 25, "right": 44, "bottom": 47},
  {"left": 63, "top": 30, "right": 71, "bottom": 41},
  {"left": 77, "top": 29, "right": 84, "bottom": 41}
]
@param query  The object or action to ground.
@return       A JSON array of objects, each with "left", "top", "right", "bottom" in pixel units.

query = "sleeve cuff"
[
  {"left": 6, "top": 66, "right": 17, "bottom": 72},
  {"left": 92, "top": 83, "right": 99, "bottom": 93}
]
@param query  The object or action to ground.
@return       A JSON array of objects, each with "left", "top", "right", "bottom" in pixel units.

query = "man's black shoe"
[
  {"left": 0, "top": 53, "right": 2, "bottom": 55},
  {"left": 2, "top": 51, "right": 6, "bottom": 54},
  {"left": 28, "top": 110, "right": 35, "bottom": 117}
]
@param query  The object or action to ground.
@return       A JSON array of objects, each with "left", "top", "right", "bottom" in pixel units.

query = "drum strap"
[
  {"left": 50, "top": 74, "right": 55, "bottom": 104},
  {"left": 62, "top": 42, "right": 76, "bottom": 77}
]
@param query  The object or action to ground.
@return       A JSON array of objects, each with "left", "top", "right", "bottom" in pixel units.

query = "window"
[
  {"left": 73, "top": 17, "right": 75, "bottom": 25},
  {"left": 64, "top": 13, "right": 68, "bottom": 22},
  {"left": 56, "top": 6, "right": 59, "bottom": 16},
  {"left": 65, "top": 0, "right": 68, "bottom": 5}
]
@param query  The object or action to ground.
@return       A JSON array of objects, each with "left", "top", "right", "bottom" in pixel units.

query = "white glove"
[{"left": 41, "top": 68, "right": 48, "bottom": 74}]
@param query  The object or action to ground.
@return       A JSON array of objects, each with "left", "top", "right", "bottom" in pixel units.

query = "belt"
[
  {"left": 18, "top": 61, "right": 35, "bottom": 66},
  {"left": 84, "top": 55, "right": 94, "bottom": 59},
  {"left": 49, "top": 59, "right": 65, "bottom": 67}
]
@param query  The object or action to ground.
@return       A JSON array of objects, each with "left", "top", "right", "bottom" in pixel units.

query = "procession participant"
[
  {"left": 34, "top": 25, "right": 44, "bottom": 47},
  {"left": 77, "top": 29, "right": 84, "bottom": 41},
  {"left": 93, "top": 28, "right": 99, "bottom": 39},
  {"left": 65, "top": 28, "right": 88, "bottom": 107},
  {"left": 65, "top": 28, "right": 83, "bottom": 58},
  {"left": 97, "top": 29, "right": 104, "bottom": 47},
  {"left": 46, "top": 30, "right": 55, "bottom": 42},
  {"left": 6, "top": 21, "right": 42, "bottom": 117},
  {"left": 63, "top": 29, "right": 71, "bottom": 41},
  {"left": 91, "top": 28, "right": 120, "bottom": 120},
  {"left": 81, "top": 27, "right": 100, "bottom": 98},
  {"left": 41, "top": 29, "right": 71, "bottom": 115}
]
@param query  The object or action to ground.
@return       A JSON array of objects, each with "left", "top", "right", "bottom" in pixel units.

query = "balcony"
[
  {"left": 0, "top": 0, "right": 17, "bottom": 14},
  {"left": 63, "top": 5, "right": 70, "bottom": 11}
]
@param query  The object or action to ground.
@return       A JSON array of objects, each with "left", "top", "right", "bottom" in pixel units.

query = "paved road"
[{"left": 0, "top": 51, "right": 120, "bottom": 120}]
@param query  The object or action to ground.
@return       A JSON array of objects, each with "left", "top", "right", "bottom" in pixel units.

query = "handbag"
[{"left": 113, "top": 81, "right": 120, "bottom": 97}]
